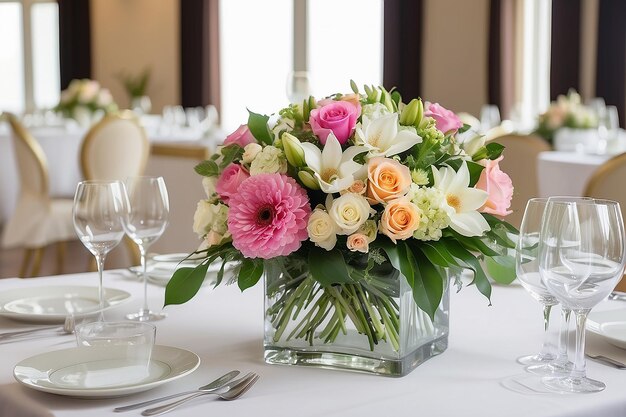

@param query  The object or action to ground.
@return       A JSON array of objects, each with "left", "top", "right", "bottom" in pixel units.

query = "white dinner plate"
[
  {"left": 587, "top": 309, "right": 626, "bottom": 349},
  {"left": 131, "top": 259, "right": 235, "bottom": 286},
  {"left": 0, "top": 286, "right": 131, "bottom": 324},
  {"left": 14, "top": 345, "right": 200, "bottom": 398}
]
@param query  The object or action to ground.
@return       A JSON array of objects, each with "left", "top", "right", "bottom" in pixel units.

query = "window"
[
  {"left": 219, "top": 0, "right": 383, "bottom": 133},
  {"left": 0, "top": 0, "right": 60, "bottom": 114}
]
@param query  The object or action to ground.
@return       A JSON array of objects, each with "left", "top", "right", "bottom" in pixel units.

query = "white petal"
[
  {"left": 433, "top": 165, "right": 455, "bottom": 191},
  {"left": 449, "top": 211, "right": 490, "bottom": 237},
  {"left": 366, "top": 113, "right": 398, "bottom": 149},
  {"left": 449, "top": 161, "right": 471, "bottom": 192},
  {"left": 301, "top": 143, "right": 322, "bottom": 173},
  {"left": 341, "top": 145, "right": 368, "bottom": 164},
  {"left": 321, "top": 133, "right": 343, "bottom": 170},
  {"left": 319, "top": 175, "right": 354, "bottom": 194},
  {"left": 339, "top": 160, "right": 363, "bottom": 178},
  {"left": 456, "top": 188, "right": 489, "bottom": 212},
  {"left": 383, "top": 129, "right": 422, "bottom": 156}
]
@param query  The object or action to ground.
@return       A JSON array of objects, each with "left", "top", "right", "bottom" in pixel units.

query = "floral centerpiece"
[
  {"left": 535, "top": 89, "right": 598, "bottom": 144},
  {"left": 165, "top": 83, "right": 517, "bottom": 376},
  {"left": 55, "top": 79, "right": 118, "bottom": 126}
]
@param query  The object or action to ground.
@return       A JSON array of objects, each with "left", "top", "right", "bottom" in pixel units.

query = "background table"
[
  {"left": 537, "top": 151, "right": 612, "bottom": 198},
  {"left": 1, "top": 272, "right": 625, "bottom": 417}
]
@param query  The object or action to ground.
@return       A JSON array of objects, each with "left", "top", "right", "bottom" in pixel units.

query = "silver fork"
[
  {"left": 141, "top": 372, "right": 260, "bottom": 416},
  {"left": 0, "top": 315, "right": 75, "bottom": 342}
]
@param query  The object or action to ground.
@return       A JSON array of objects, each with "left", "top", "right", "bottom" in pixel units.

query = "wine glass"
[
  {"left": 516, "top": 198, "right": 575, "bottom": 375},
  {"left": 286, "top": 71, "right": 311, "bottom": 104},
  {"left": 539, "top": 198, "right": 626, "bottom": 393},
  {"left": 480, "top": 104, "right": 501, "bottom": 133},
  {"left": 123, "top": 176, "right": 170, "bottom": 322},
  {"left": 73, "top": 181, "right": 128, "bottom": 317}
]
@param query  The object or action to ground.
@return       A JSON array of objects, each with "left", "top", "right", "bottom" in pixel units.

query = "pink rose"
[
  {"left": 475, "top": 156, "right": 513, "bottom": 217},
  {"left": 309, "top": 100, "right": 360, "bottom": 145},
  {"left": 216, "top": 163, "right": 250, "bottom": 203},
  {"left": 224, "top": 124, "right": 256, "bottom": 148},
  {"left": 424, "top": 102, "right": 463, "bottom": 134}
]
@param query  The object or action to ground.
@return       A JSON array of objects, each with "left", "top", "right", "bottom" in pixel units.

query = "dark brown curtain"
[
  {"left": 487, "top": 0, "right": 514, "bottom": 119},
  {"left": 383, "top": 0, "right": 423, "bottom": 100},
  {"left": 596, "top": 0, "right": 626, "bottom": 128},
  {"left": 180, "top": 0, "right": 220, "bottom": 112},
  {"left": 550, "top": 0, "right": 581, "bottom": 100},
  {"left": 57, "top": 0, "right": 91, "bottom": 89}
]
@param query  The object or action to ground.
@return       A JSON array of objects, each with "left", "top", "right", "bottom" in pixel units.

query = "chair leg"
[
  {"left": 56, "top": 241, "right": 67, "bottom": 275},
  {"left": 30, "top": 247, "right": 45, "bottom": 277},
  {"left": 19, "top": 249, "right": 34, "bottom": 278}
]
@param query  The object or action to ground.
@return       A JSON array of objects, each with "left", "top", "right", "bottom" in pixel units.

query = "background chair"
[
  {"left": 583, "top": 152, "right": 626, "bottom": 292},
  {"left": 1, "top": 113, "right": 77, "bottom": 277},
  {"left": 80, "top": 111, "right": 150, "bottom": 266},
  {"left": 488, "top": 134, "right": 551, "bottom": 229}
]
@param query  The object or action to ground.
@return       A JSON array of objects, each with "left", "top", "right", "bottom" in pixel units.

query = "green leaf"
[
  {"left": 445, "top": 241, "right": 492, "bottom": 303},
  {"left": 458, "top": 123, "right": 471, "bottom": 134},
  {"left": 309, "top": 248, "right": 352, "bottom": 286},
  {"left": 485, "top": 142, "right": 505, "bottom": 159},
  {"left": 377, "top": 239, "right": 415, "bottom": 288},
  {"left": 485, "top": 255, "right": 517, "bottom": 285},
  {"left": 164, "top": 263, "right": 210, "bottom": 306},
  {"left": 451, "top": 233, "right": 500, "bottom": 257},
  {"left": 411, "top": 250, "right": 445, "bottom": 321},
  {"left": 419, "top": 241, "right": 461, "bottom": 268},
  {"left": 194, "top": 160, "right": 220, "bottom": 177},
  {"left": 350, "top": 79, "right": 359, "bottom": 94},
  {"left": 247, "top": 110, "right": 273, "bottom": 145},
  {"left": 219, "top": 144, "right": 244, "bottom": 168},
  {"left": 391, "top": 91, "right": 402, "bottom": 107},
  {"left": 483, "top": 213, "right": 519, "bottom": 235},
  {"left": 238, "top": 258, "right": 263, "bottom": 291}
]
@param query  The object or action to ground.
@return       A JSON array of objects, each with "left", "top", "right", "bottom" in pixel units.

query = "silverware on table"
[
  {"left": 114, "top": 370, "right": 241, "bottom": 412},
  {"left": 586, "top": 354, "right": 626, "bottom": 369},
  {"left": 608, "top": 291, "right": 626, "bottom": 302},
  {"left": 0, "top": 315, "right": 75, "bottom": 342},
  {"left": 141, "top": 372, "right": 260, "bottom": 416}
]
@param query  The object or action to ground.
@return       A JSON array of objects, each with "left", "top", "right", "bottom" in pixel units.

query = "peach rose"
[
  {"left": 379, "top": 198, "right": 421, "bottom": 243},
  {"left": 342, "top": 179, "right": 366, "bottom": 195},
  {"left": 475, "top": 156, "right": 513, "bottom": 217},
  {"left": 347, "top": 233, "right": 369, "bottom": 253},
  {"left": 367, "top": 157, "right": 412, "bottom": 203}
]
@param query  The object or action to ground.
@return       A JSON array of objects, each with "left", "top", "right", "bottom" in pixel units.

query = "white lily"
[
  {"left": 432, "top": 161, "right": 490, "bottom": 237},
  {"left": 354, "top": 113, "right": 422, "bottom": 158},
  {"left": 301, "top": 133, "right": 368, "bottom": 193}
]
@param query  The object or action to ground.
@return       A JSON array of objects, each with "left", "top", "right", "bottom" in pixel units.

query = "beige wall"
[
  {"left": 422, "top": 0, "right": 489, "bottom": 117},
  {"left": 91, "top": 0, "right": 180, "bottom": 112}
]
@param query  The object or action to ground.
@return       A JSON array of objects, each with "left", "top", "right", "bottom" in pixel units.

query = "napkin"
[
  {"left": 0, "top": 385, "right": 54, "bottom": 417},
  {"left": 586, "top": 331, "right": 626, "bottom": 367}
]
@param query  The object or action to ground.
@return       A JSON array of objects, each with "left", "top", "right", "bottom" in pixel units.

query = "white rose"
[
  {"left": 78, "top": 80, "right": 99, "bottom": 103},
  {"left": 202, "top": 176, "right": 217, "bottom": 198},
  {"left": 356, "top": 219, "right": 378, "bottom": 243},
  {"left": 361, "top": 102, "right": 391, "bottom": 120},
  {"left": 96, "top": 89, "right": 113, "bottom": 107},
  {"left": 307, "top": 209, "right": 338, "bottom": 251},
  {"left": 193, "top": 200, "right": 214, "bottom": 236},
  {"left": 249, "top": 145, "right": 288, "bottom": 175},
  {"left": 328, "top": 193, "right": 373, "bottom": 235},
  {"left": 242, "top": 143, "right": 263, "bottom": 164}
]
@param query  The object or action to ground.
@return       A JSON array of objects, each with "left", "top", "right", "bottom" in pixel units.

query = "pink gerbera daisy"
[{"left": 228, "top": 173, "right": 311, "bottom": 259}]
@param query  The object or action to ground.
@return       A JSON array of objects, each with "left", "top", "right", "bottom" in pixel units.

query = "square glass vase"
[{"left": 263, "top": 256, "right": 452, "bottom": 377}]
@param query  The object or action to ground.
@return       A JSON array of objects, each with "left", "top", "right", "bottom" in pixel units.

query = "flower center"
[
  {"left": 256, "top": 204, "right": 276, "bottom": 226},
  {"left": 321, "top": 168, "right": 339, "bottom": 183},
  {"left": 446, "top": 194, "right": 461, "bottom": 213}
]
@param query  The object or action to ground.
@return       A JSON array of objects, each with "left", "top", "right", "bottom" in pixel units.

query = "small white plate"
[
  {"left": 0, "top": 286, "right": 131, "bottom": 324},
  {"left": 131, "top": 259, "right": 235, "bottom": 286},
  {"left": 587, "top": 309, "right": 626, "bottom": 349},
  {"left": 14, "top": 345, "right": 200, "bottom": 398}
]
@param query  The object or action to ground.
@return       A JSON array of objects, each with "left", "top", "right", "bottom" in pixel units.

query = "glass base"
[
  {"left": 126, "top": 309, "right": 167, "bottom": 322},
  {"left": 525, "top": 360, "right": 573, "bottom": 376},
  {"left": 264, "top": 334, "right": 448, "bottom": 377},
  {"left": 542, "top": 376, "right": 606, "bottom": 393},
  {"left": 517, "top": 353, "right": 556, "bottom": 366}
]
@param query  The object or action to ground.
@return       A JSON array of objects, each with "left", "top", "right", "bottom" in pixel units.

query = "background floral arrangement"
[
  {"left": 535, "top": 89, "right": 598, "bottom": 144},
  {"left": 165, "top": 83, "right": 517, "bottom": 350},
  {"left": 55, "top": 78, "right": 118, "bottom": 123}
]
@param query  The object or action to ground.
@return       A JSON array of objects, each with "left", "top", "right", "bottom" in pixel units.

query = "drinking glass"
[
  {"left": 123, "top": 176, "right": 170, "bottom": 322},
  {"left": 286, "top": 71, "right": 311, "bottom": 104},
  {"left": 73, "top": 181, "right": 128, "bottom": 317},
  {"left": 539, "top": 198, "right": 626, "bottom": 393},
  {"left": 516, "top": 198, "right": 574, "bottom": 375},
  {"left": 480, "top": 104, "right": 501, "bottom": 133}
]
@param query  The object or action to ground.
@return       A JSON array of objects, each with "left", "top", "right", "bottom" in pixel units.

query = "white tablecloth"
[
  {"left": 537, "top": 151, "right": 612, "bottom": 198},
  {"left": 1, "top": 272, "right": 625, "bottom": 417}
]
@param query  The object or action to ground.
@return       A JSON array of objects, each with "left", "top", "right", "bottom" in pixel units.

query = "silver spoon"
[
  {"left": 0, "top": 315, "right": 75, "bottom": 342},
  {"left": 141, "top": 373, "right": 259, "bottom": 416},
  {"left": 114, "top": 370, "right": 240, "bottom": 412}
]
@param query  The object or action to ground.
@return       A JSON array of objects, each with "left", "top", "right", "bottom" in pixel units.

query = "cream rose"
[
  {"left": 307, "top": 208, "right": 338, "bottom": 251},
  {"left": 328, "top": 193, "right": 373, "bottom": 235},
  {"left": 242, "top": 143, "right": 263, "bottom": 164},
  {"left": 379, "top": 198, "right": 421, "bottom": 243},
  {"left": 367, "top": 157, "right": 412, "bottom": 203},
  {"left": 347, "top": 233, "right": 369, "bottom": 253},
  {"left": 250, "top": 145, "right": 288, "bottom": 175},
  {"left": 356, "top": 219, "right": 378, "bottom": 243},
  {"left": 202, "top": 176, "right": 217, "bottom": 198},
  {"left": 192, "top": 201, "right": 229, "bottom": 237}
]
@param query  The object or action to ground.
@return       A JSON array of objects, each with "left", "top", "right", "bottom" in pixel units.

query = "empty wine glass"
[
  {"left": 539, "top": 198, "right": 626, "bottom": 393},
  {"left": 516, "top": 198, "right": 575, "bottom": 375},
  {"left": 123, "top": 176, "right": 170, "bottom": 322},
  {"left": 286, "top": 71, "right": 311, "bottom": 104},
  {"left": 73, "top": 181, "right": 128, "bottom": 317}
]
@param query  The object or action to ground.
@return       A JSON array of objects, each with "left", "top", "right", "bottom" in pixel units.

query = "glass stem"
[
  {"left": 538, "top": 304, "right": 556, "bottom": 360},
  {"left": 571, "top": 310, "right": 590, "bottom": 381},
  {"left": 140, "top": 246, "right": 149, "bottom": 312},
  {"left": 556, "top": 307, "right": 571, "bottom": 363},
  {"left": 95, "top": 253, "right": 106, "bottom": 321}
]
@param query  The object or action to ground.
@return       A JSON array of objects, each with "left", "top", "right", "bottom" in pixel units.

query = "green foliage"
[
  {"left": 247, "top": 110, "right": 273, "bottom": 145},
  {"left": 309, "top": 248, "right": 352, "bottom": 286},
  {"left": 116, "top": 68, "right": 150, "bottom": 99},
  {"left": 238, "top": 258, "right": 264, "bottom": 291}
]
